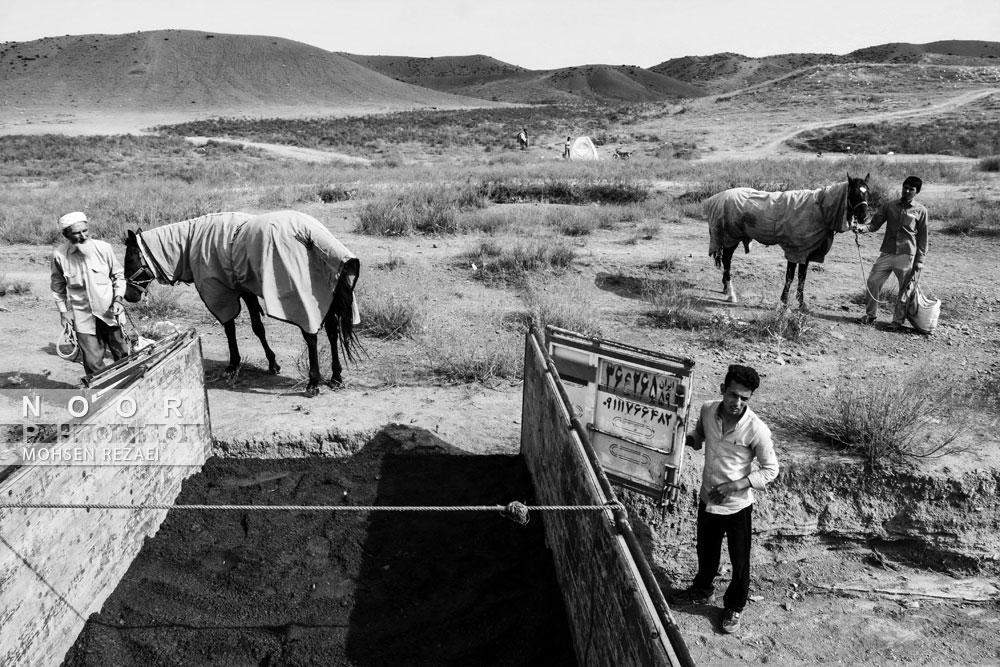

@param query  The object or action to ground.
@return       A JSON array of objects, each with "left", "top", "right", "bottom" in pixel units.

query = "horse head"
[
  {"left": 123, "top": 229, "right": 155, "bottom": 303},
  {"left": 846, "top": 172, "right": 871, "bottom": 225}
]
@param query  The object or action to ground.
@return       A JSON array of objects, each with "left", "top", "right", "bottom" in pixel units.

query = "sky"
[{"left": 4, "top": 0, "right": 999, "bottom": 70}]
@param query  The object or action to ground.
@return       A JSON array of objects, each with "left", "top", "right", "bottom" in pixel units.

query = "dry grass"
[
  {"left": 0, "top": 274, "right": 31, "bottom": 297},
  {"left": 465, "top": 239, "right": 576, "bottom": 286},
  {"left": 783, "top": 368, "right": 971, "bottom": 464}
]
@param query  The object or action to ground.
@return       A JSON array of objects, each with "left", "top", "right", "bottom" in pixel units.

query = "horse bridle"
[
  {"left": 847, "top": 185, "right": 870, "bottom": 223},
  {"left": 126, "top": 236, "right": 157, "bottom": 295}
]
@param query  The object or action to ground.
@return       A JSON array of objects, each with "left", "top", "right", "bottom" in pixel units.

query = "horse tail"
[
  {"left": 712, "top": 249, "right": 723, "bottom": 269},
  {"left": 332, "top": 258, "right": 365, "bottom": 363}
]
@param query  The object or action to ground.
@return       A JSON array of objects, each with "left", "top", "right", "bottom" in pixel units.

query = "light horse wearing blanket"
[
  {"left": 703, "top": 173, "right": 870, "bottom": 307},
  {"left": 124, "top": 211, "right": 361, "bottom": 396}
]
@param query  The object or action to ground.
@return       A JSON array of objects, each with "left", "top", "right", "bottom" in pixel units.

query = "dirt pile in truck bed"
[{"left": 62, "top": 424, "right": 576, "bottom": 666}]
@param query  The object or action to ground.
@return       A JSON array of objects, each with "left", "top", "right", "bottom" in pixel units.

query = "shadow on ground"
[{"left": 61, "top": 424, "right": 576, "bottom": 667}]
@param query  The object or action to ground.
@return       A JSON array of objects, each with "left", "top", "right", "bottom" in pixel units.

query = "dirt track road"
[{"left": 762, "top": 87, "right": 1000, "bottom": 154}]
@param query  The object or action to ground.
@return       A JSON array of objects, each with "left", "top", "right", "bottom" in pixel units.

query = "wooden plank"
[
  {"left": 0, "top": 334, "right": 211, "bottom": 667},
  {"left": 520, "top": 332, "right": 683, "bottom": 667}
]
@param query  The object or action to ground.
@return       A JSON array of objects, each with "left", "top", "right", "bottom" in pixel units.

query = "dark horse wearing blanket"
[
  {"left": 703, "top": 173, "right": 870, "bottom": 307},
  {"left": 124, "top": 211, "right": 361, "bottom": 396}
]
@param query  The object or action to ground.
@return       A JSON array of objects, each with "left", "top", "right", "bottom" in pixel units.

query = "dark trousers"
[
  {"left": 77, "top": 319, "right": 128, "bottom": 375},
  {"left": 692, "top": 501, "right": 752, "bottom": 612}
]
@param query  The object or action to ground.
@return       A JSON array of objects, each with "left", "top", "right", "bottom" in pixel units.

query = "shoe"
[
  {"left": 672, "top": 587, "right": 711, "bottom": 605},
  {"left": 721, "top": 608, "right": 742, "bottom": 634},
  {"left": 886, "top": 322, "right": 907, "bottom": 332},
  {"left": 856, "top": 315, "right": 876, "bottom": 325}
]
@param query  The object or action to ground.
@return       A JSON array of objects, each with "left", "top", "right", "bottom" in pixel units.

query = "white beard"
[{"left": 74, "top": 240, "right": 98, "bottom": 258}]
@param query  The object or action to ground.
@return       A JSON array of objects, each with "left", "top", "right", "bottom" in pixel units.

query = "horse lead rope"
[{"left": 853, "top": 230, "right": 892, "bottom": 305}]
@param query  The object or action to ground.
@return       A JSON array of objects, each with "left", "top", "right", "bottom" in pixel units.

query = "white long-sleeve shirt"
[
  {"left": 689, "top": 399, "right": 779, "bottom": 515},
  {"left": 50, "top": 239, "right": 125, "bottom": 334}
]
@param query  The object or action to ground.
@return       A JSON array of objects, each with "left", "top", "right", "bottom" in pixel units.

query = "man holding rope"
[
  {"left": 51, "top": 211, "right": 129, "bottom": 374},
  {"left": 854, "top": 175, "right": 929, "bottom": 331}
]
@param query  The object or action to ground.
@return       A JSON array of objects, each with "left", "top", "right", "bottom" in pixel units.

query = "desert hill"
[
  {"left": 652, "top": 40, "right": 1000, "bottom": 93},
  {"left": 341, "top": 54, "right": 707, "bottom": 103},
  {"left": 0, "top": 30, "right": 487, "bottom": 112}
]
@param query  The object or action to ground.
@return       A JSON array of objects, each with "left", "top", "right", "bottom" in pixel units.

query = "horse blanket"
[
  {"left": 138, "top": 211, "right": 356, "bottom": 333},
  {"left": 703, "top": 182, "right": 851, "bottom": 263}
]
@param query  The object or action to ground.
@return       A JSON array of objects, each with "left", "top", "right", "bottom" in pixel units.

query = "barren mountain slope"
[
  {"left": 0, "top": 30, "right": 487, "bottom": 111},
  {"left": 343, "top": 53, "right": 707, "bottom": 103},
  {"left": 653, "top": 40, "right": 1000, "bottom": 93}
]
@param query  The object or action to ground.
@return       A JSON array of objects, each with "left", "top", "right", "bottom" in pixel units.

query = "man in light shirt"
[
  {"left": 855, "top": 175, "right": 929, "bottom": 331},
  {"left": 674, "top": 364, "right": 779, "bottom": 634},
  {"left": 51, "top": 211, "right": 128, "bottom": 375}
]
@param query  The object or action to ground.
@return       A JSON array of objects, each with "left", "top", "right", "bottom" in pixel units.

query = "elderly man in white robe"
[{"left": 50, "top": 211, "right": 128, "bottom": 375}]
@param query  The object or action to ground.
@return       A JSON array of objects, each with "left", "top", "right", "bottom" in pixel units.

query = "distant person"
[
  {"left": 855, "top": 175, "right": 928, "bottom": 331},
  {"left": 51, "top": 211, "right": 128, "bottom": 375},
  {"left": 563, "top": 136, "right": 571, "bottom": 159},
  {"left": 517, "top": 127, "right": 528, "bottom": 150},
  {"left": 674, "top": 364, "right": 779, "bottom": 635}
]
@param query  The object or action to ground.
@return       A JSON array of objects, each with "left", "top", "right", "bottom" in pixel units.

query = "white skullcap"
[{"left": 58, "top": 211, "right": 88, "bottom": 229}]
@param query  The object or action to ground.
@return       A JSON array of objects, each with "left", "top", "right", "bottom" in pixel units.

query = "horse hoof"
[
  {"left": 305, "top": 384, "right": 320, "bottom": 397},
  {"left": 225, "top": 364, "right": 241, "bottom": 375},
  {"left": 727, "top": 294, "right": 738, "bottom": 304},
  {"left": 268, "top": 363, "right": 281, "bottom": 375},
  {"left": 327, "top": 375, "right": 344, "bottom": 389}
]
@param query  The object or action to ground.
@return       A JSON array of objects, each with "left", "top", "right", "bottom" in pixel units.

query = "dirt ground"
[
  {"left": 60, "top": 425, "right": 576, "bottom": 667},
  {"left": 3, "top": 91, "right": 1000, "bottom": 665}
]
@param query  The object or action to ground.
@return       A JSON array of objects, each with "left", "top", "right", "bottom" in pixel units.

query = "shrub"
[
  {"left": 357, "top": 287, "right": 425, "bottom": 340},
  {"left": 355, "top": 184, "right": 485, "bottom": 236},
  {"left": 0, "top": 275, "right": 31, "bottom": 296},
  {"left": 479, "top": 178, "right": 649, "bottom": 205},
  {"left": 126, "top": 283, "right": 183, "bottom": 321},
  {"left": 421, "top": 311, "right": 524, "bottom": 385},
  {"left": 978, "top": 155, "right": 1000, "bottom": 172},
  {"left": 466, "top": 239, "right": 576, "bottom": 286},
  {"left": 938, "top": 198, "right": 1000, "bottom": 237},
  {"left": 785, "top": 370, "right": 969, "bottom": 464},
  {"left": 522, "top": 279, "right": 602, "bottom": 338},
  {"left": 739, "top": 305, "right": 816, "bottom": 344},
  {"left": 643, "top": 275, "right": 710, "bottom": 330}
]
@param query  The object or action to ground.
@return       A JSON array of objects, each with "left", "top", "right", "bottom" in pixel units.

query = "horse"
[
  {"left": 123, "top": 210, "right": 361, "bottom": 396},
  {"left": 702, "top": 173, "right": 870, "bottom": 308}
]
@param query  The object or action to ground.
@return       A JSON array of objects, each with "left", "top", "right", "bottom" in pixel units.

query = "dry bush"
[
  {"left": 979, "top": 156, "right": 1000, "bottom": 172},
  {"left": 356, "top": 268, "right": 427, "bottom": 340},
  {"left": 642, "top": 274, "right": 711, "bottom": 330},
  {"left": 522, "top": 278, "right": 603, "bottom": 338},
  {"left": 420, "top": 311, "right": 524, "bottom": 384},
  {"left": 739, "top": 304, "right": 816, "bottom": 345},
  {"left": 938, "top": 197, "right": 1000, "bottom": 237},
  {"left": 126, "top": 283, "right": 183, "bottom": 321},
  {"left": 0, "top": 275, "right": 31, "bottom": 296},
  {"left": 355, "top": 184, "right": 487, "bottom": 236},
  {"left": 785, "top": 369, "right": 971, "bottom": 465},
  {"left": 466, "top": 239, "right": 576, "bottom": 286}
]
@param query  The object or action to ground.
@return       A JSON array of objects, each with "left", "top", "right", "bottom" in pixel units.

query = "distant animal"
[
  {"left": 702, "top": 173, "right": 870, "bottom": 307},
  {"left": 516, "top": 128, "right": 528, "bottom": 150},
  {"left": 124, "top": 211, "right": 361, "bottom": 396},
  {"left": 612, "top": 148, "right": 632, "bottom": 161}
]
